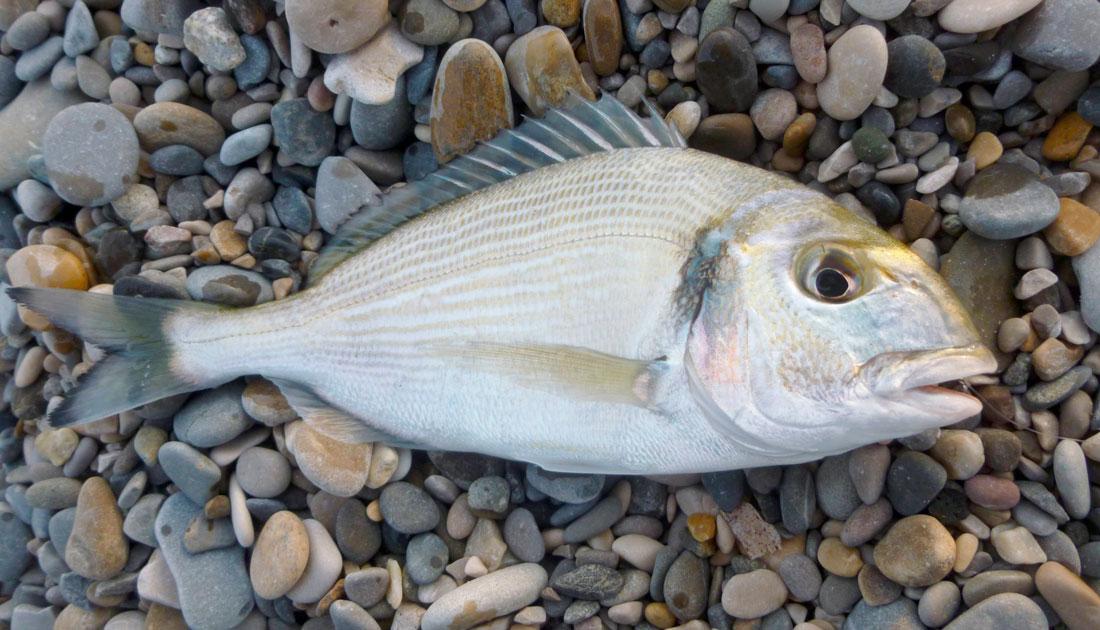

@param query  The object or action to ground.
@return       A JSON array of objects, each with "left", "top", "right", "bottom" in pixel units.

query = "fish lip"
[{"left": 859, "top": 344, "right": 998, "bottom": 396}]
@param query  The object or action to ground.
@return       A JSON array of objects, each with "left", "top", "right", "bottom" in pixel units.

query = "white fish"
[{"left": 12, "top": 96, "right": 995, "bottom": 474}]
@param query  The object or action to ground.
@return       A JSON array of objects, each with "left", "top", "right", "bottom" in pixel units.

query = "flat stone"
[
  {"left": 314, "top": 156, "right": 379, "bottom": 236},
  {"left": 335, "top": 499, "right": 382, "bottom": 564},
  {"left": 155, "top": 493, "right": 252, "bottom": 629},
  {"left": 43, "top": 103, "right": 139, "bottom": 206},
  {"left": 1074, "top": 240, "right": 1100, "bottom": 332},
  {"left": 285, "top": 421, "right": 372, "bottom": 497},
  {"left": 0, "top": 506, "right": 32, "bottom": 585},
  {"left": 285, "top": 0, "right": 390, "bottom": 54},
  {"left": 1012, "top": 0, "right": 1100, "bottom": 72},
  {"left": 663, "top": 550, "right": 707, "bottom": 619},
  {"left": 504, "top": 25, "right": 595, "bottom": 117},
  {"left": 945, "top": 592, "right": 1047, "bottom": 630},
  {"left": 174, "top": 382, "right": 251, "bottom": 448},
  {"left": 350, "top": 80, "right": 414, "bottom": 151},
  {"left": 121, "top": 0, "right": 204, "bottom": 36},
  {"left": 133, "top": 102, "right": 226, "bottom": 156},
  {"left": 721, "top": 569, "right": 787, "bottom": 619},
  {"left": 885, "top": 34, "right": 945, "bottom": 99},
  {"left": 380, "top": 481, "right": 441, "bottom": 534},
  {"left": 551, "top": 563, "right": 624, "bottom": 600},
  {"left": 186, "top": 265, "right": 274, "bottom": 307},
  {"left": 846, "top": 598, "right": 923, "bottom": 629},
  {"left": 503, "top": 508, "right": 545, "bottom": 563},
  {"left": 324, "top": 22, "right": 424, "bottom": 104},
  {"left": 817, "top": 25, "right": 887, "bottom": 120},
  {"left": 1035, "top": 560, "right": 1100, "bottom": 630},
  {"left": 250, "top": 511, "right": 310, "bottom": 599},
  {"left": 158, "top": 441, "right": 223, "bottom": 506},
  {"left": 526, "top": 465, "right": 605, "bottom": 503},
  {"left": 65, "top": 477, "right": 127, "bottom": 581},
  {"left": 422, "top": 563, "right": 547, "bottom": 630},
  {"left": 938, "top": 0, "right": 1041, "bottom": 33},
  {"left": 406, "top": 532, "right": 449, "bottom": 585},
  {"left": 583, "top": 0, "right": 622, "bottom": 76}
]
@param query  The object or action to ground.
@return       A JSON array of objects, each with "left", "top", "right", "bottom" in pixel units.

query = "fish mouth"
[{"left": 858, "top": 344, "right": 998, "bottom": 416}]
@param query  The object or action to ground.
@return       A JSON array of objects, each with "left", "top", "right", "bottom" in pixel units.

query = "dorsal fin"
[{"left": 306, "top": 94, "right": 686, "bottom": 285}]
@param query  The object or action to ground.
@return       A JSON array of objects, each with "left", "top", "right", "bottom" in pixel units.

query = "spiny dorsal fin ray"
[{"left": 306, "top": 93, "right": 686, "bottom": 285}]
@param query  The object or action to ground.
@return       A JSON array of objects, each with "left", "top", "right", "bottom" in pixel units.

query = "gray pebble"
[
  {"left": 15, "top": 36, "right": 65, "bottom": 82},
  {"left": 272, "top": 98, "right": 335, "bottom": 167},
  {"left": 958, "top": 164, "right": 1060, "bottom": 240},
  {"left": 405, "top": 532, "right": 448, "bottom": 585},
  {"left": 564, "top": 495, "right": 622, "bottom": 543},
  {"left": 63, "top": 1, "right": 99, "bottom": 57},
  {"left": 221, "top": 124, "right": 273, "bottom": 166},
  {"left": 527, "top": 464, "right": 605, "bottom": 504},
  {"left": 174, "top": 382, "right": 251, "bottom": 448},
  {"left": 149, "top": 144, "right": 206, "bottom": 176},
  {"left": 503, "top": 507, "right": 544, "bottom": 563},
  {"left": 7, "top": 12, "right": 51, "bottom": 52},
  {"left": 157, "top": 441, "right": 222, "bottom": 505},
  {"left": 14, "top": 179, "right": 62, "bottom": 223},
  {"left": 344, "top": 567, "right": 390, "bottom": 608},
  {"left": 379, "top": 482, "right": 440, "bottom": 535},
  {"left": 1052, "top": 440, "right": 1090, "bottom": 519},
  {"left": 315, "top": 156, "right": 379, "bottom": 234}
]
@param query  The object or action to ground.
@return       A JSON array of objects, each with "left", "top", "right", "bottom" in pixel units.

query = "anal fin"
[
  {"left": 430, "top": 342, "right": 671, "bottom": 408},
  {"left": 269, "top": 378, "right": 421, "bottom": 448}
]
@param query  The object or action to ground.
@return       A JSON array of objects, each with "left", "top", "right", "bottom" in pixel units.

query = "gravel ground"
[{"left": 1, "top": 0, "right": 1100, "bottom": 629}]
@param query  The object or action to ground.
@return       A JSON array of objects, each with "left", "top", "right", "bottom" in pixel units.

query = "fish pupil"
[{"left": 815, "top": 268, "right": 850, "bottom": 299}]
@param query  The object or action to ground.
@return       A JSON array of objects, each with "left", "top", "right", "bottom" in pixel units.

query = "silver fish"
[{"left": 12, "top": 96, "right": 996, "bottom": 474}]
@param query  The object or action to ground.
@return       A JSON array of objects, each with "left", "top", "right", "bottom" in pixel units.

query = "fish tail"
[{"left": 6, "top": 287, "right": 227, "bottom": 427}]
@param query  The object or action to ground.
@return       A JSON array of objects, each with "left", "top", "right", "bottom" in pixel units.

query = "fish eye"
[{"left": 799, "top": 246, "right": 863, "bottom": 303}]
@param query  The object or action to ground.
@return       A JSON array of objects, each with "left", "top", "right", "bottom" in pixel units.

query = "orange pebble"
[
  {"left": 687, "top": 513, "right": 717, "bottom": 542},
  {"left": 1042, "top": 112, "right": 1093, "bottom": 162},
  {"left": 1045, "top": 198, "right": 1100, "bottom": 256}
]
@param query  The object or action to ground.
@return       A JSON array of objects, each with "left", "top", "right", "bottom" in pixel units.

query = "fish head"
[{"left": 686, "top": 191, "right": 997, "bottom": 461}]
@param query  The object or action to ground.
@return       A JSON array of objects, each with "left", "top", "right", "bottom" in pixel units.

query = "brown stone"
[
  {"left": 505, "top": 26, "right": 595, "bottom": 116},
  {"left": 66, "top": 477, "right": 128, "bottom": 581},
  {"left": 690, "top": 113, "right": 756, "bottom": 160},
  {"left": 54, "top": 604, "right": 115, "bottom": 630},
  {"left": 132, "top": 102, "right": 226, "bottom": 156},
  {"left": 285, "top": 421, "right": 372, "bottom": 497},
  {"left": 431, "top": 38, "right": 513, "bottom": 163},
  {"left": 1035, "top": 560, "right": 1100, "bottom": 630},
  {"left": 541, "top": 0, "right": 581, "bottom": 27},
  {"left": 790, "top": 23, "right": 827, "bottom": 83},
  {"left": 967, "top": 131, "right": 1003, "bottom": 169},
  {"left": 1044, "top": 197, "right": 1100, "bottom": 256},
  {"left": 582, "top": 0, "right": 622, "bottom": 77},
  {"left": 6, "top": 244, "right": 91, "bottom": 329},
  {"left": 782, "top": 112, "right": 816, "bottom": 157},
  {"left": 817, "top": 537, "right": 863, "bottom": 577},
  {"left": 1042, "top": 112, "right": 1093, "bottom": 162},
  {"left": 251, "top": 511, "right": 311, "bottom": 599},
  {"left": 873, "top": 515, "right": 955, "bottom": 588},
  {"left": 946, "top": 103, "right": 976, "bottom": 142}
]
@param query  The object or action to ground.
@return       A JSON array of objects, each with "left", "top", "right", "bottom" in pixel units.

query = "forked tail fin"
[{"left": 6, "top": 287, "right": 226, "bottom": 426}]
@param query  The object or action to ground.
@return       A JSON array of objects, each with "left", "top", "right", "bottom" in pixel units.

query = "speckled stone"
[
  {"left": 431, "top": 38, "right": 513, "bottom": 162},
  {"left": 43, "top": 103, "right": 139, "bottom": 206}
]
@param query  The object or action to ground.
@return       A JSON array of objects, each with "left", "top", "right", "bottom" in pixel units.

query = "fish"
[{"left": 9, "top": 95, "right": 997, "bottom": 475}]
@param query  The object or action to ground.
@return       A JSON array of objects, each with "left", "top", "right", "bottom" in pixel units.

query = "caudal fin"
[{"left": 7, "top": 287, "right": 224, "bottom": 427}]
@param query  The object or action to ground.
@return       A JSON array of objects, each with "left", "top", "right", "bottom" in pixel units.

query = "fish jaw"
[{"left": 857, "top": 343, "right": 998, "bottom": 421}]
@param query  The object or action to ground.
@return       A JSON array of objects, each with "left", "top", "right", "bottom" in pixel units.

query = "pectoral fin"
[
  {"left": 269, "top": 378, "right": 420, "bottom": 448},
  {"left": 431, "top": 342, "right": 670, "bottom": 407}
]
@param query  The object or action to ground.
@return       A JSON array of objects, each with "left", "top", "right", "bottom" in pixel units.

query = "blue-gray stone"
[
  {"left": 403, "top": 141, "right": 437, "bottom": 181},
  {"left": 621, "top": 0, "right": 646, "bottom": 51},
  {"left": 273, "top": 186, "right": 314, "bottom": 234},
  {"left": 1074, "top": 240, "right": 1100, "bottom": 333},
  {"left": 186, "top": 265, "right": 274, "bottom": 307},
  {"left": 762, "top": 64, "right": 799, "bottom": 89},
  {"left": 203, "top": 153, "right": 238, "bottom": 186},
  {"left": 752, "top": 28, "right": 793, "bottom": 65},
  {"left": 271, "top": 98, "right": 334, "bottom": 167},
  {"left": 315, "top": 156, "right": 379, "bottom": 234},
  {"left": 155, "top": 493, "right": 253, "bottom": 629},
  {"left": 248, "top": 226, "right": 300, "bottom": 261},
  {"left": 157, "top": 441, "right": 222, "bottom": 505},
  {"left": 847, "top": 597, "right": 923, "bottom": 629},
  {"left": 815, "top": 453, "right": 861, "bottom": 521},
  {"left": 378, "top": 482, "right": 440, "bottom": 535},
  {"left": 0, "top": 56, "right": 22, "bottom": 108},
  {"left": 59, "top": 571, "right": 92, "bottom": 608},
  {"left": 958, "top": 163, "right": 1060, "bottom": 240},
  {"left": 63, "top": 1, "right": 99, "bottom": 57},
  {"left": 47, "top": 507, "right": 76, "bottom": 556},
  {"left": 1011, "top": 0, "right": 1100, "bottom": 72},
  {"left": 15, "top": 37, "right": 65, "bottom": 82},
  {"left": 123, "top": 493, "right": 164, "bottom": 548},
  {"left": 526, "top": 465, "right": 605, "bottom": 504},
  {"left": 121, "top": 0, "right": 204, "bottom": 37},
  {"left": 506, "top": 0, "right": 537, "bottom": 35},
  {"left": 5, "top": 486, "right": 32, "bottom": 524},
  {"left": 109, "top": 36, "right": 134, "bottom": 74},
  {"left": 471, "top": 0, "right": 512, "bottom": 44},
  {"left": 234, "top": 34, "right": 270, "bottom": 90},
  {"left": 10, "top": 604, "right": 56, "bottom": 630},
  {"left": 149, "top": 144, "right": 206, "bottom": 176},
  {"left": 7, "top": 13, "right": 50, "bottom": 51},
  {"left": 406, "top": 47, "right": 438, "bottom": 105},
  {"left": 943, "top": 593, "right": 1046, "bottom": 630},
  {"left": 1079, "top": 85, "right": 1100, "bottom": 126},
  {"left": 220, "top": 124, "right": 273, "bottom": 166},
  {"left": 0, "top": 506, "right": 33, "bottom": 585},
  {"left": 780, "top": 465, "right": 815, "bottom": 534},
  {"left": 405, "top": 532, "right": 448, "bottom": 585},
  {"left": 351, "top": 77, "right": 413, "bottom": 151},
  {"left": 174, "top": 382, "right": 250, "bottom": 448},
  {"left": 701, "top": 470, "right": 745, "bottom": 512},
  {"left": 166, "top": 175, "right": 207, "bottom": 222},
  {"left": 640, "top": 38, "right": 671, "bottom": 68}
]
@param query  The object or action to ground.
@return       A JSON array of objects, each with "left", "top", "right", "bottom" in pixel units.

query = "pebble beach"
[{"left": 1, "top": 0, "right": 1100, "bottom": 629}]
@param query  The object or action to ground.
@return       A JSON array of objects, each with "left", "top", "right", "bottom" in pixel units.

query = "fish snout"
[{"left": 859, "top": 344, "right": 998, "bottom": 396}]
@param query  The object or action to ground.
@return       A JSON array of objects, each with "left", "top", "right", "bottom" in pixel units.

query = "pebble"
[
  {"left": 380, "top": 481, "right": 441, "bottom": 534},
  {"left": 885, "top": 35, "right": 945, "bottom": 99},
  {"left": 0, "top": 508, "right": 33, "bottom": 584},
  {"left": 235, "top": 446, "right": 291, "bottom": 498},
  {"left": 817, "top": 25, "right": 887, "bottom": 121},
  {"left": 285, "top": 422, "right": 372, "bottom": 496},
  {"left": 504, "top": 26, "right": 594, "bottom": 117},
  {"left": 1035, "top": 560, "right": 1100, "bottom": 630},
  {"left": 285, "top": 0, "right": 390, "bottom": 55},
  {"left": 8, "top": 12, "right": 50, "bottom": 52},
  {"left": 696, "top": 27, "right": 757, "bottom": 113},
  {"left": 789, "top": 23, "right": 826, "bottom": 84},
  {"left": 345, "top": 567, "right": 390, "bottom": 608},
  {"left": 1012, "top": 0, "right": 1100, "bottom": 72},
  {"left": 43, "top": 103, "right": 139, "bottom": 206},
  {"left": 431, "top": 39, "right": 513, "bottom": 162},
  {"left": 1045, "top": 197, "right": 1100, "bottom": 256},
  {"left": 407, "top": 532, "right": 449, "bottom": 584},
  {"left": 157, "top": 441, "right": 222, "bottom": 506},
  {"left": 324, "top": 22, "right": 424, "bottom": 104},
  {"left": 584, "top": 0, "right": 622, "bottom": 76},
  {"left": 272, "top": 98, "right": 335, "bottom": 167},
  {"left": 422, "top": 563, "right": 547, "bottom": 630},
  {"left": 874, "top": 515, "right": 956, "bottom": 587},
  {"left": 552, "top": 563, "right": 625, "bottom": 599},
  {"left": 1053, "top": 439, "right": 1090, "bottom": 519},
  {"left": 183, "top": 7, "right": 246, "bottom": 71},
  {"left": 220, "top": 124, "right": 273, "bottom": 166},
  {"left": 286, "top": 518, "right": 342, "bottom": 604},
  {"left": 503, "top": 507, "right": 544, "bottom": 562},
  {"left": 65, "top": 477, "right": 127, "bottom": 581},
  {"left": 958, "top": 163, "right": 1061, "bottom": 239},
  {"left": 174, "top": 382, "right": 251, "bottom": 448},
  {"left": 186, "top": 265, "right": 274, "bottom": 306},
  {"left": 133, "top": 102, "right": 226, "bottom": 156},
  {"left": 749, "top": 88, "right": 797, "bottom": 141},
  {"left": 350, "top": 80, "right": 414, "bottom": 151},
  {"left": 886, "top": 450, "right": 946, "bottom": 515},
  {"left": 920, "top": 581, "right": 962, "bottom": 627},
  {"left": 663, "top": 550, "right": 707, "bottom": 619},
  {"left": 721, "top": 569, "right": 787, "bottom": 619}
]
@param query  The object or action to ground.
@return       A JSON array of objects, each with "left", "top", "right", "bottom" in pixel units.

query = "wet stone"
[
  {"left": 272, "top": 99, "right": 336, "bottom": 167},
  {"left": 432, "top": 38, "right": 513, "bottom": 163}
]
